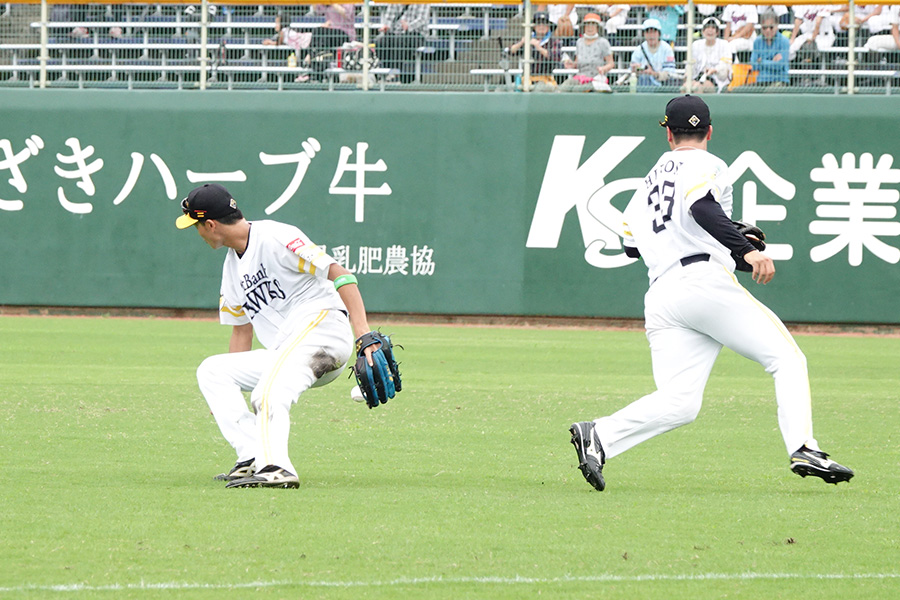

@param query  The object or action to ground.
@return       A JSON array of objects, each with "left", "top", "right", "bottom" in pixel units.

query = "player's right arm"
[
  {"left": 229, "top": 323, "right": 253, "bottom": 352},
  {"left": 622, "top": 219, "right": 641, "bottom": 258}
]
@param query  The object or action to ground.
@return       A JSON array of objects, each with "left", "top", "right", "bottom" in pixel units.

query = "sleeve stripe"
[
  {"left": 220, "top": 304, "right": 245, "bottom": 317},
  {"left": 297, "top": 257, "right": 317, "bottom": 276}
]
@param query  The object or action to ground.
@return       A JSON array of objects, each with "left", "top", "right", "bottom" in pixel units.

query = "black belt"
[{"left": 680, "top": 253, "right": 710, "bottom": 267}]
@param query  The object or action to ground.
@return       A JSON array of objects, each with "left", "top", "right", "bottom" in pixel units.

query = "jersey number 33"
[{"left": 648, "top": 179, "right": 676, "bottom": 233}]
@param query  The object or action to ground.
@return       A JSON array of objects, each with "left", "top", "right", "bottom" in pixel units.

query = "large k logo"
[{"left": 526, "top": 135, "right": 644, "bottom": 268}]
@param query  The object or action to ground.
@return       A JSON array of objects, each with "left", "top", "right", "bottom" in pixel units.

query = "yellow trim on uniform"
[
  {"left": 686, "top": 180, "right": 712, "bottom": 200},
  {"left": 723, "top": 267, "right": 802, "bottom": 353},
  {"left": 220, "top": 304, "right": 246, "bottom": 318},
  {"left": 723, "top": 266, "right": 813, "bottom": 440},
  {"left": 258, "top": 310, "right": 329, "bottom": 466},
  {"left": 297, "top": 256, "right": 317, "bottom": 276}
]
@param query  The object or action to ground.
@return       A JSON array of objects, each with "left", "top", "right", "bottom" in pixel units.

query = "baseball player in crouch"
[
  {"left": 176, "top": 183, "right": 385, "bottom": 489},
  {"left": 570, "top": 95, "right": 853, "bottom": 491}
]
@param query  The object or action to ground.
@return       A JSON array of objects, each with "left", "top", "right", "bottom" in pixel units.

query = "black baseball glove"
[
  {"left": 352, "top": 331, "right": 402, "bottom": 409},
  {"left": 732, "top": 220, "right": 766, "bottom": 272}
]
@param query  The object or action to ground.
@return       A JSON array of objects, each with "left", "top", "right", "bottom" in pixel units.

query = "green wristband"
[{"left": 334, "top": 274, "right": 358, "bottom": 290}]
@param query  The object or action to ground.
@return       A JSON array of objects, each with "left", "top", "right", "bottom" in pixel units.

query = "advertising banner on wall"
[{"left": 0, "top": 90, "right": 897, "bottom": 323}]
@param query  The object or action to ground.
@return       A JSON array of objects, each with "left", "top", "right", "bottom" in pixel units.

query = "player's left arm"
[
  {"left": 327, "top": 263, "right": 378, "bottom": 365},
  {"left": 328, "top": 263, "right": 370, "bottom": 338},
  {"left": 690, "top": 194, "right": 774, "bottom": 284}
]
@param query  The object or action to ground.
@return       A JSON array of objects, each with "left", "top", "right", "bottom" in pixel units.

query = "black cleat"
[
  {"left": 570, "top": 421, "right": 606, "bottom": 491},
  {"left": 225, "top": 465, "right": 299, "bottom": 489},
  {"left": 790, "top": 446, "right": 854, "bottom": 484},
  {"left": 213, "top": 458, "right": 256, "bottom": 481}
]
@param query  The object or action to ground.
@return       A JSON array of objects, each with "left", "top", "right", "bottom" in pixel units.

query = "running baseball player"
[
  {"left": 176, "top": 183, "right": 396, "bottom": 489},
  {"left": 570, "top": 95, "right": 854, "bottom": 491}
]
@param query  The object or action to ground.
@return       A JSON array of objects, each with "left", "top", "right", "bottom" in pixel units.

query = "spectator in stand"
[
  {"left": 789, "top": 5, "right": 835, "bottom": 61},
  {"left": 559, "top": 12, "right": 614, "bottom": 92},
  {"left": 646, "top": 4, "right": 684, "bottom": 44},
  {"left": 314, "top": 4, "right": 357, "bottom": 43},
  {"left": 603, "top": 4, "right": 630, "bottom": 43},
  {"left": 696, "top": 4, "right": 718, "bottom": 18},
  {"left": 55, "top": 4, "right": 128, "bottom": 39},
  {"left": 751, "top": 10, "right": 790, "bottom": 88},
  {"left": 263, "top": 13, "right": 315, "bottom": 82},
  {"left": 537, "top": 4, "right": 578, "bottom": 40},
  {"left": 836, "top": 4, "right": 896, "bottom": 50},
  {"left": 721, "top": 4, "right": 758, "bottom": 54},
  {"left": 686, "top": 17, "right": 733, "bottom": 93},
  {"left": 507, "top": 11, "right": 562, "bottom": 91},
  {"left": 630, "top": 18, "right": 678, "bottom": 87},
  {"left": 864, "top": 5, "right": 900, "bottom": 51},
  {"left": 376, "top": 3, "right": 430, "bottom": 83},
  {"left": 757, "top": 5, "right": 790, "bottom": 25}
]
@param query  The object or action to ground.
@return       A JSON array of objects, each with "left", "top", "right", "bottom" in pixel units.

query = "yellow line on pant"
[{"left": 259, "top": 310, "right": 328, "bottom": 467}]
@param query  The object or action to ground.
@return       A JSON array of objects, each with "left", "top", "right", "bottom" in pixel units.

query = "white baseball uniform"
[
  {"left": 864, "top": 6, "right": 900, "bottom": 51},
  {"left": 722, "top": 4, "right": 759, "bottom": 53},
  {"left": 691, "top": 37, "right": 733, "bottom": 92},
  {"left": 790, "top": 5, "right": 835, "bottom": 59},
  {"left": 591, "top": 147, "right": 819, "bottom": 460},
  {"left": 604, "top": 5, "right": 630, "bottom": 36},
  {"left": 196, "top": 220, "right": 353, "bottom": 476}
]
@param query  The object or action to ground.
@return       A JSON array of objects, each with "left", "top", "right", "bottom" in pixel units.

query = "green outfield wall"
[{"left": 1, "top": 90, "right": 898, "bottom": 323}]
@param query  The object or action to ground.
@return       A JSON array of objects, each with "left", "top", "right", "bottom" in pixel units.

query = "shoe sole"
[
  {"left": 791, "top": 463, "right": 854, "bottom": 484},
  {"left": 226, "top": 478, "right": 299, "bottom": 489},
  {"left": 213, "top": 472, "right": 251, "bottom": 481},
  {"left": 569, "top": 423, "right": 606, "bottom": 492}
]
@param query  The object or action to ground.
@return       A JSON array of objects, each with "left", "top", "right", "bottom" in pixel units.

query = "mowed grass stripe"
[{"left": 1, "top": 316, "right": 898, "bottom": 600}]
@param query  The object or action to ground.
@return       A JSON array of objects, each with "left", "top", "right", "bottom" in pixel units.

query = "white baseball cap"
[
  {"left": 701, "top": 16, "right": 722, "bottom": 30},
  {"left": 642, "top": 18, "right": 662, "bottom": 31}
]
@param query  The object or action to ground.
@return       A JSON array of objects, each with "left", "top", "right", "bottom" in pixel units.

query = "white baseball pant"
[
  {"left": 196, "top": 309, "right": 353, "bottom": 476},
  {"left": 594, "top": 262, "right": 818, "bottom": 460},
  {"left": 789, "top": 32, "right": 835, "bottom": 60},
  {"left": 864, "top": 34, "right": 899, "bottom": 51},
  {"left": 727, "top": 35, "right": 756, "bottom": 54}
]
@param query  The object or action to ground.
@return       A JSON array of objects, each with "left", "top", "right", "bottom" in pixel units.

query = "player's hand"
[
  {"left": 742, "top": 250, "right": 775, "bottom": 285},
  {"left": 363, "top": 341, "right": 381, "bottom": 367}
]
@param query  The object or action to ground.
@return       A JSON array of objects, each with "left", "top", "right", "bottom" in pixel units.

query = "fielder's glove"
[
  {"left": 733, "top": 220, "right": 766, "bottom": 252},
  {"left": 352, "top": 331, "right": 402, "bottom": 409},
  {"left": 732, "top": 220, "right": 767, "bottom": 272}
]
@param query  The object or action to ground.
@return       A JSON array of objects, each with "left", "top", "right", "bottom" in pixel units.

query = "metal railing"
[{"left": 0, "top": 1, "right": 897, "bottom": 93}]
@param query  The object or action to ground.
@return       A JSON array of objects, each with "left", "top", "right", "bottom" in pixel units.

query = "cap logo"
[
  {"left": 688, "top": 115, "right": 701, "bottom": 127},
  {"left": 229, "top": 199, "right": 237, "bottom": 209},
  {"left": 194, "top": 210, "right": 206, "bottom": 218}
]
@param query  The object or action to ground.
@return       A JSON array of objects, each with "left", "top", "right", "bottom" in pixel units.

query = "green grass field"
[{"left": 1, "top": 316, "right": 898, "bottom": 599}]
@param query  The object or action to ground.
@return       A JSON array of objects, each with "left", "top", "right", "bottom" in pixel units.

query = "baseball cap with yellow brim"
[{"left": 175, "top": 183, "right": 239, "bottom": 229}]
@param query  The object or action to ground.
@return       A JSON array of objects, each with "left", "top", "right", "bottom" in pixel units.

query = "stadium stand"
[{"left": 0, "top": 3, "right": 896, "bottom": 92}]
